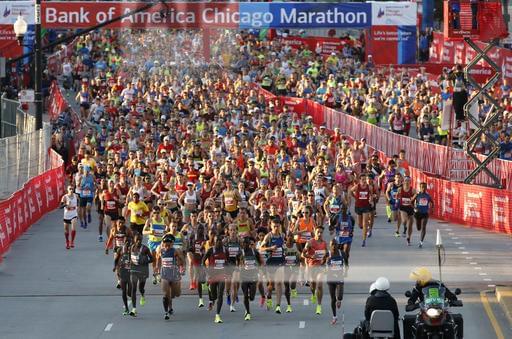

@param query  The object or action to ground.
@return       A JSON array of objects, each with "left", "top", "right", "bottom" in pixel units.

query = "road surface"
[{"left": 1, "top": 203, "right": 511, "bottom": 339}]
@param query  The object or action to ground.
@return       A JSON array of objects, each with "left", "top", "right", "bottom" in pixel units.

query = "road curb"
[{"left": 495, "top": 286, "right": 512, "bottom": 325}]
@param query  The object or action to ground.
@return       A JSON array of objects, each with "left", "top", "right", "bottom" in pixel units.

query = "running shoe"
[
  {"left": 164, "top": 312, "right": 170, "bottom": 320},
  {"left": 152, "top": 275, "right": 158, "bottom": 285},
  {"left": 407, "top": 238, "right": 411, "bottom": 246},
  {"left": 387, "top": 218, "right": 391, "bottom": 223},
  {"left": 169, "top": 308, "right": 174, "bottom": 315},
  {"left": 208, "top": 301, "right": 214, "bottom": 311},
  {"left": 394, "top": 231, "right": 400, "bottom": 238},
  {"left": 66, "top": 242, "right": 70, "bottom": 250},
  {"left": 331, "top": 316, "right": 338, "bottom": 325},
  {"left": 84, "top": 222, "right": 88, "bottom": 230},
  {"left": 226, "top": 295, "right": 231, "bottom": 306},
  {"left": 419, "top": 241, "right": 423, "bottom": 248},
  {"left": 198, "top": 298, "right": 204, "bottom": 308},
  {"left": 157, "top": 274, "right": 161, "bottom": 283},
  {"left": 402, "top": 228, "right": 406, "bottom": 237},
  {"left": 140, "top": 295, "right": 145, "bottom": 306},
  {"left": 336, "top": 300, "right": 342, "bottom": 309},
  {"left": 291, "top": 289, "right": 298, "bottom": 298},
  {"left": 80, "top": 221, "right": 85, "bottom": 229},
  {"left": 116, "top": 281, "right": 121, "bottom": 289},
  {"left": 259, "top": 296, "right": 265, "bottom": 307},
  {"left": 214, "top": 314, "right": 223, "bottom": 324},
  {"left": 235, "top": 295, "right": 239, "bottom": 303},
  {"left": 129, "top": 308, "right": 137, "bottom": 317},
  {"left": 275, "top": 305, "right": 281, "bottom": 314},
  {"left": 367, "top": 230, "right": 372, "bottom": 238},
  {"left": 286, "top": 305, "right": 293, "bottom": 313},
  {"left": 266, "top": 298, "right": 273, "bottom": 310},
  {"left": 311, "top": 294, "right": 317, "bottom": 304},
  {"left": 98, "top": 235, "right": 103, "bottom": 242},
  {"left": 70, "top": 242, "right": 74, "bottom": 249},
  {"left": 361, "top": 240, "right": 366, "bottom": 247},
  {"left": 244, "top": 312, "right": 251, "bottom": 321},
  {"left": 230, "top": 305, "right": 236, "bottom": 312},
  {"left": 315, "top": 305, "right": 322, "bottom": 315},
  {"left": 190, "top": 281, "right": 196, "bottom": 290},
  {"left": 87, "top": 213, "right": 92, "bottom": 223},
  {"left": 123, "top": 309, "right": 129, "bottom": 316}
]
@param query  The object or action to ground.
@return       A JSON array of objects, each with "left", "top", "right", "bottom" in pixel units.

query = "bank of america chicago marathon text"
[
  {"left": 372, "top": 30, "right": 413, "bottom": 42},
  {"left": 45, "top": 7, "right": 369, "bottom": 27}
]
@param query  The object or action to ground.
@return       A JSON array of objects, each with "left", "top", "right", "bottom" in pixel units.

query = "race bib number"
[
  {"left": 244, "top": 259, "right": 256, "bottom": 270},
  {"left": 330, "top": 205, "right": 340, "bottom": 214},
  {"left": 419, "top": 198, "right": 429, "bottom": 206},
  {"left": 82, "top": 189, "right": 91, "bottom": 196},
  {"left": 162, "top": 257, "right": 174, "bottom": 268},
  {"left": 314, "top": 249, "right": 326, "bottom": 260},
  {"left": 272, "top": 247, "right": 283, "bottom": 258},
  {"left": 330, "top": 260, "right": 343, "bottom": 271},
  {"left": 153, "top": 228, "right": 164, "bottom": 236},
  {"left": 359, "top": 191, "right": 368, "bottom": 200},
  {"left": 285, "top": 255, "right": 296, "bottom": 266},
  {"left": 131, "top": 254, "right": 139, "bottom": 265},
  {"left": 402, "top": 197, "right": 411, "bottom": 205},
  {"left": 214, "top": 259, "right": 225, "bottom": 269},
  {"left": 228, "top": 246, "right": 239, "bottom": 258},
  {"left": 302, "top": 232, "right": 311, "bottom": 241},
  {"left": 106, "top": 201, "right": 116, "bottom": 209}
]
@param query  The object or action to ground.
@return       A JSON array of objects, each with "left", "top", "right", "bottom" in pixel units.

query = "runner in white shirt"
[{"left": 60, "top": 186, "right": 79, "bottom": 250}]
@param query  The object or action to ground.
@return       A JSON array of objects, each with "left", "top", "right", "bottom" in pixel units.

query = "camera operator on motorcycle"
[
  {"left": 406, "top": 267, "right": 463, "bottom": 339},
  {"left": 364, "top": 277, "right": 401, "bottom": 339},
  {"left": 407, "top": 267, "right": 458, "bottom": 305}
]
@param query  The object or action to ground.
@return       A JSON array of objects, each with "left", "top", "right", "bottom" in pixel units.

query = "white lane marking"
[
  {"left": 484, "top": 278, "right": 493, "bottom": 282},
  {"left": 455, "top": 242, "right": 462, "bottom": 245},
  {"left": 465, "top": 257, "right": 473, "bottom": 260},
  {"left": 469, "top": 262, "right": 478, "bottom": 265},
  {"left": 452, "top": 237, "right": 459, "bottom": 240},
  {"left": 458, "top": 246, "right": 466, "bottom": 250},
  {"left": 303, "top": 299, "right": 309, "bottom": 306},
  {"left": 448, "top": 232, "right": 455, "bottom": 236},
  {"left": 479, "top": 273, "right": 488, "bottom": 276},
  {"left": 474, "top": 267, "right": 482, "bottom": 270},
  {"left": 299, "top": 321, "right": 306, "bottom": 328},
  {"left": 462, "top": 252, "right": 469, "bottom": 255},
  {"left": 446, "top": 228, "right": 453, "bottom": 231},
  {"left": 104, "top": 323, "right": 113, "bottom": 332},
  {"left": 488, "top": 284, "right": 496, "bottom": 288}
]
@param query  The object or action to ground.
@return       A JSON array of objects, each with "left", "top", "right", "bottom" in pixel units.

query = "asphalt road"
[{"left": 1, "top": 203, "right": 511, "bottom": 339}]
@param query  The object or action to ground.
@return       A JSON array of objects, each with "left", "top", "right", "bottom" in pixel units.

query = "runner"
[
  {"left": 100, "top": 180, "right": 120, "bottom": 242},
  {"left": 60, "top": 185, "right": 79, "bottom": 249},
  {"left": 113, "top": 240, "right": 132, "bottom": 315},
  {"left": 222, "top": 180, "right": 241, "bottom": 221},
  {"left": 129, "top": 233, "right": 153, "bottom": 317},
  {"left": 142, "top": 205, "right": 167, "bottom": 285},
  {"left": 179, "top": 182, "right": 202, "bottom": 223},
  {"left": 302, "top": 225, "right": 328, "bottom": 315},
  {"left": 106, "top": 217, "right": 133, "bottom": 288},
  {"left": 412, "top": 182, "right": 433, "bottom": 248},
  {"left": 260, "top": 217, "right": 285, "bottom": 313},
  {"left": 188, "top": 225, "right": 207, "bottom": 307},
  {"left": 333, "top": 204, "right": 355, "bottom": 265},
  {"left": 397, "top": 176, "right": 416, "bottom": 246},
  {"left": 234, "top": 207, "right": 254, "bottom": 239},
  {"left": 202, "top": 235, "right": 231, "bottom": 324},
  {"left": 225, "top": 224, "right": 242, "bottom": 312},
  {"left": 350, "top": 173, "right": 374, "bottom": 247},
  {"left": 283, "top": 232, "right": 299, "bottom": 313},
  {"left": 125, "top": 192, "right": 149, "bottom": 235},
  {"left": 326, "top": 239, "right": 347, "bottom": 325},
  {"left": 385, "top": 173, "right": 402, "bottom": 235},
  {"left": 78, "top": 166, "right": 95, "bottom": 229},
  {"left": 156, "top": 234, "right": 185, "bottom": 320},
  {"left": 239, "top": 236, "right": 263, "bottom": 320}
]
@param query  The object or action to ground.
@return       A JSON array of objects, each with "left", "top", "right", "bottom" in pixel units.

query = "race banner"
[
  {"left": 281, "top": 36, "right": 353, "bottom": 56},
  {"left": 0, "top": 1, "right": 35, "bottom": 58}
]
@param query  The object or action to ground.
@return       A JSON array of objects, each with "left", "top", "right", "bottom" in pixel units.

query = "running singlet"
[
  {"left": 388, "top": 184, "right": 400, "bottom": 207},
  {"left": 209, "top": 249, "right": 228, "bottom": 281},
  {"left": 103, "top": 191, "right": 118, "bottom": 213},
  {"left": 241, "top": 248, "right": 259, "bottom": 281},
  {"left": 297, "top": 218, "right": 314, "bottom": 244},
  {"left": 148, "top": 218, "right": 166, "bottom": 243},
  {"left": 227, "top": 240, "right": 241, "bottom": 264},
  {"left": 415, "top": 192, "right": 431, "bottom": 214},
  {"left": 307, "top": 239, "right": 327, "bottom": 266},
  {"left": 284, "top": 246, "right": 299, "bottom": 268},
  {"left": 63, "top": 194, "right": 78, "bottom": 220},
  {"left": 114, "top": 229, "right": 127, "bottom": 249},
  {"left": 130, "top": 246, "right": 150, "bottom": 276},
  {"left": 237, "top": 219, "right": 251, "bottom": 237},
  {"left": 266, "top": 235, "right": 284, "bottom": 265},
  {"left": 327, "top": 254, "right": 345, "bottom": 281},
  {"left": 191, "top": 237, "right": 205, "bottom": 265},
  {"left": 160, "top": 247, "right": 180, "bottom": 282},
  {"left": 184, "top": 191, "right": 197, "bottom": 207},
  {"left": 398, "top": 187, "right": 413, "bottom": 208},
  {"left": 354, "top": 184, "right": 371, "bottom": 208},
  {"left": 336, "top": 215, "right": 354, "bottom": 245},
  {"left": 328, "top": 196, "right": 343, "bottom": 216},
  {"left": 80, "top": 176, "right": 95, "bottom": 198}
]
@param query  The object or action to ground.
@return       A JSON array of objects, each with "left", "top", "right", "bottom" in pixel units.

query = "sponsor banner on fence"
[
  {"left": 0, "top": 150, "right": 64, "bottom": 261},
  {"left": 280, "top": 36, "right": 353, "bottom": 56}
]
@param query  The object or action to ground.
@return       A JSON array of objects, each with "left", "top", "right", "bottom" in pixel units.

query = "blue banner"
[
  {"left": 397, "top": 25, "right": 417, "bottom": 64},
  {"left": 238, "top": 3, "right": 372, "bottom": 29}
]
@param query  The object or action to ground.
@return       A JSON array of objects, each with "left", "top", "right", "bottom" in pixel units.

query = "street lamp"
[{"left": 12, "top": 2, "right": 43, "bottom": 131}]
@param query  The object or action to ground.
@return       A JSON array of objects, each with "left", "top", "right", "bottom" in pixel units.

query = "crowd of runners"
[{"left": 56, "top": 29, "right": 436, "bottom": 324}]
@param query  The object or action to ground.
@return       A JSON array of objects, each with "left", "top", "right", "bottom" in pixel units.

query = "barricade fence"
[
  {"left": 0, "top": 150, "right": 64, "bottom": 262},
  {"left": 255, "top": 87, "right": 512, "bottom": 234},
  {"left": 1, "top": 95, "right": 36, "bottom": 138},
  {"left": 0, "top": 122, "right": 52, "bottom": 200}
]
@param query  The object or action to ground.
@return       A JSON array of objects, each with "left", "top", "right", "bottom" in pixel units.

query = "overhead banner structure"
[{"left": 1, "top": 1, "right": 417, "bottom": 63}]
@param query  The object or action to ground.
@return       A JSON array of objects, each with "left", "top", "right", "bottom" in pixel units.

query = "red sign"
[
  {"left": 281, "top": 36, "right": 351, "bottom": 56},
  {"left": 0, "top": 151, "right": 64, "bottom": 262}
]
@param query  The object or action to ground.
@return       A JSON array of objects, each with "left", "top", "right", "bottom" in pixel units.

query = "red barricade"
[
  {"left": 47, "top": 81, "right": 69, "bottom": 121},
  {"left": 0, "top": 150, "right": 64, "bottom": 262}
]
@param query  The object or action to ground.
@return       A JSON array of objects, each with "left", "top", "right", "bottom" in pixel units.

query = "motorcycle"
[{"left": 403, "top": 285, "right": 463, "bottom": 339}]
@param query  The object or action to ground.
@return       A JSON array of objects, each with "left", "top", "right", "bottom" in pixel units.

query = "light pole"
[{"left": 13, "top": 0, "right": 42, "bottom": 131}]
